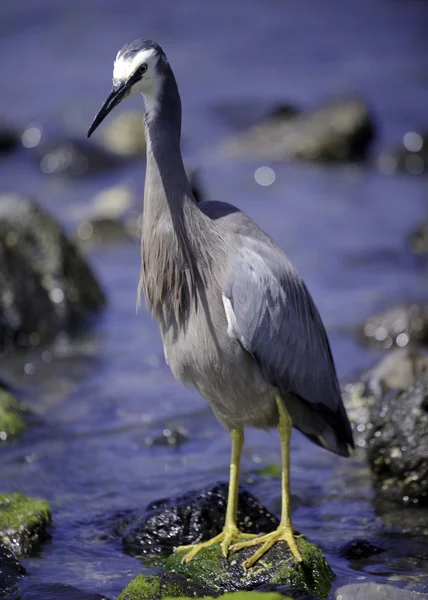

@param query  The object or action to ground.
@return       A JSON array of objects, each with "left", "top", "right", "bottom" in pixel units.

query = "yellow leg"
[
  {"left": 231, "top": 394, "right": 304, "bottom": 568},
  {"left": 174, "top": 428, "right": 255, "bottom": 563}
]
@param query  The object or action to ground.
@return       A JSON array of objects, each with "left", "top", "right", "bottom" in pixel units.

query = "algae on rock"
[
  {"left": 166, "top": 538, "right": 333, "bottom": 599},
  {"left": 0, "top": 389, "right": 26, "bottom": 442},
  {"left": 0, "top": 492, "right": 51, "bottom": 555},
  {"left": 117, "top": 573, "right": 217, "bottom": 600}
]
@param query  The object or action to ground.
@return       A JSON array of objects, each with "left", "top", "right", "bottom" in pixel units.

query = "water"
[{"left": 1, "top": 0, "right": 428, "bottom": 597}]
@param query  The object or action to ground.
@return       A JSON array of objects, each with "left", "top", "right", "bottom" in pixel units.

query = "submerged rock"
[
  {"left": 408, "top": 217, "right": 428, "bottom": 257},
  {"left": 0, "top": 388, "right": 26, "bottom": 442},
  {"left": 377, "top": 131, "right": 428, "bottom": 176},
  {"left": 0, "top": 124, "right": 20, "bottom": 153},
  {"left": 8, "top": 582, "right": 109, "bottom": 600},
  {"left": 221, "top": 97, "right": 374, "bottom": 162},
  {"left": 337, "top": 538, "right": 385, "bottom": 560},
  {"left": 0, "top": 541, "right": 25, "bottom": 592},
  {"left": 254, "top": 583, "right": 319, "bottom": 599},
  {"left": 366, "top": 380, "right": 428, "bottom": 506},
  {"left": 117, "top": 573, "right": 217, "bottom": 600},
  {"left": 334, "top": 583, "right": 428, "bottom": 600},
  {"left": 0, "top": 492, "right": 51, "bottom": 555},
  {"left": 118, "top": 483, "right": 279, "bottom": 556},
  {"left": 167, "top": 537, "right": 333, "bottom": 598},
  {"left": 357, "top": 304, "right": 428, "bottom": 349},
  {"left": 0, "top": 194, "right": 106, "bottom": 352}
]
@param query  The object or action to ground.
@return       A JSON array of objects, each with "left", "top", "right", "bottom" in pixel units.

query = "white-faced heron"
[{"left": 88, "top": 40, "right": 354, "bottom": 568}]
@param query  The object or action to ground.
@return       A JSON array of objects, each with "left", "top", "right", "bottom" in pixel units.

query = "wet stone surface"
[
  {"left": 167, "top": 537, "right": 334, "bottom": 598},
  {"left": 366, "top": 380, "right": 428, "bottom": 506},
  {"left": 0, "top": 194, "right": 106, "bottom": 353},
  {"left": 357, "top": 304, "right": 428, "bottom": 349},
  {"left": 0, "top": 493, "right": 51, "bottom": 556},
  {"left": 337, "top": 538, "right": 385, "bottom": 560},
  {"left": 117, "top": 483, "right": 279, "bottom": 556},
  {"left": 334, "top": 582, "right": 428, "bottom": 600},
  {"left": 0, "top": 541, "right": 25, "bottom": 593}
]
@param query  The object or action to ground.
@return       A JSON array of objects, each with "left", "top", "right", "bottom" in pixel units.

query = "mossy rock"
[
  {"left": 166, "top": 538, "right": 333, "bottom": 599},
  {"left": 0, "top": 492, "right": 51, "bottom": 555},
  {"left": 0, "top": 389, "right": 26, "bottom": 442},
  {"left": 166, "top": 594, "right": 290, "bottom": 600},
  {"left": 117, "top": 573, "right": 217, "bottom": 600}
]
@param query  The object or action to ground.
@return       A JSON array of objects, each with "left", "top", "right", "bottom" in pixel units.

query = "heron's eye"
[{"left": 137, "top": 63, "right": 148, "bottom": 76}]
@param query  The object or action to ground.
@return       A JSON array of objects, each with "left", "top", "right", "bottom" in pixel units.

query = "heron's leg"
[
  {"left": 175, "top": 428, "right": 254, "bottom": 563},
  {"left": 231, "top": 394, "right": 303, "bottom": 568}
]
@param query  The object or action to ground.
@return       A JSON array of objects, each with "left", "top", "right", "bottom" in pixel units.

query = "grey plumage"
[{"left": 89, "top": 39, "right": 353, "bottom": 458}]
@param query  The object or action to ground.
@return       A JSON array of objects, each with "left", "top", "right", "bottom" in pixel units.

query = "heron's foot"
[
  {"left": 175, "top": 526, "right": 257, "bottom": 563},
  {"left": 231, "top": 523, "right": 303, "bottom": 568}
]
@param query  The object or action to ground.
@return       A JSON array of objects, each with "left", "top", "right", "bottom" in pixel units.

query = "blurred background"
[{"left": 1, "top": 0, "right": 428, "bottom": 598}]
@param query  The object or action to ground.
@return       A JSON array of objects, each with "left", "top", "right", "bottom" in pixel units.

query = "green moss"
[
  {"left": 163, "top": 594, "right": 288, "bottom": 600},
  {"left": 118, "top": 575, "right": 161, "bottom": 600},
  {"left": 0, "top": 492, "right": 51, "bottom": 555},
  {"left": 166, "top": 537, "right": 334, "bottom": 599},
  {"left": 256, "top": 464, "right": 281, "bottom": 478},
  {"left": 0, "top": 389, "right": 26, "bottom": 441}
]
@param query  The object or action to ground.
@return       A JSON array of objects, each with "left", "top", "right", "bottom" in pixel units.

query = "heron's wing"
[{"left": 223, "top": 241, "right": 353, "bottom": 456}]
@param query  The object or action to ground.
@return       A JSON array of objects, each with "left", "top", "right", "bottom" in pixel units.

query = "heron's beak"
[{"left": 87, "top": 81, "right": 130, "bottom": 138}]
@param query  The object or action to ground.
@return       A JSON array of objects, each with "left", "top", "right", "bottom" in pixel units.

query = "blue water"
[{"left": 1, "top": 0, "right": 428, "bottom": 597}]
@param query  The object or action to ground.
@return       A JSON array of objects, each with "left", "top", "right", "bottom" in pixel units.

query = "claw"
[
  {"left": 231, "top": 525, "right": 303, "bottom": 568},
  {"left": 174, "top": 526, "right": 256, "bottom": 563}
]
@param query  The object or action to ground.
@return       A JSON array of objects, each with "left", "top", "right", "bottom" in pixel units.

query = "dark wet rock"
[
  {"left": 374, "top": 502, "right": 428, "bottom": 535},
  {"left": 255, "top": 583, "right": 319, "bottom": 599},
  {"left": 8, "top": 582, "right": 109, "bottom": 599},
  {"left": 337, "top": 538, "right": 385, "bottom": 560},
  {"left": 145, "top": 425, "right": 189, "bottom": 447},
  {"left": 408, "top": 217, "right": 428, "bottom": 257},
  {"left": 377, "top": 131, "right": 428, "bottom": 176},
  {"left": 342, "top": 347, "right": 428, "bottom": 450},
  {"left": 357, "top": 304, "right": 428, "bottom": 349},
  {"left": 117, "top": 483, "right": 279, "bottom": 556},
  {"left": 117, "top": 573, "right": 217, "bottom": 600},
  {"left": 334, "top": 583, "right": 428, "bottom": 600},
  {"left": 36, "top": 138, "right": 122, "bottom": 177},
  {"left": 211, "top": 99, "right": 300, "bottom": 132},
  {"left": 0, "top": 493, "right": 51, "bottom": 555},
  {"left": 101, "top": 110, "right": 146, "bottom": 157},
  {"left": 0, "top": 541, "right": 25, "bottom": 592},
  {"left": 167, "top": 537, "right": 333, "bottom": 598},
  {"left": 366, "top": 380, "right": 428, "bottom": 505},
  {"left": 0, "top": 194, "right": 106, "bottom": 352},
  {"left": 0, "top": 125, "right": 20, "bottom": 153},
  {"left": 75, "top": 217, "right": 136, "bottom": 249},
  {"left": 221, "top": 97, "right": 374, "bottom": 162},
  {"left": 21, "top": 121, "right": 122, "bottom": 177},
  {"left": 0, "top": 389, "right": 26, "bottom": 442}
]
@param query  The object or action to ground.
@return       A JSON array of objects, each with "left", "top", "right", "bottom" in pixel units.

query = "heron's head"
[{"left": 88, "top": 39, "right": 167, "bottom": 137}]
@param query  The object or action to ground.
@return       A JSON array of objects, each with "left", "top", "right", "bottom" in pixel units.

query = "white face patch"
[
  {"left": 113, "top": 48, "right": 156, "bottom": 82},
  {"left": 112, "top": 47, "right": 161, "bottom": 119}
]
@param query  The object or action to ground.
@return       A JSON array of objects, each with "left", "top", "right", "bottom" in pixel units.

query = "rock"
[
  {"left": 221, "top": 97, "right": 374, "bottom": 162},
  {"left": 377, "top": 131, "right": 428, "bottom": 176},
  {"left": 0, "top": 389, "right": 26, "bottom": 442},
  {"left": 334, "top": 583, "right": 428, "bottom": 600},
  {"left": 0, "top": 492, "right": 51, "bottom": 555},
  {"left": 357, "top": 304, "right": 428, "bottom": 349},
  {"left": 408, "top": 217, "right": 428, "bottom": 257},
  {"left": 8, "top": 583, "right": 109, "bottom": 599},
  {"left": 0, "top": 194, "right": 106, "bottom": 352},
  {"left": 144, "top": 425, "right": 189, "bottom": 447},
  {"left": 75, "top": 217, "right": 137, "bottom": 249},
  {"left": 366, "top": 380, "right": 428, "bottom": 505},
  {"left": 101, "top": 111, "right": 146, "bottom": 157},
  {"left": 0, "top": 541, "right": 25, "bottom": 592},
  {"left": 342, "top": 347, "right": 428, "bottom": 449},
  {"left": 0, "top": 125, "right": 20, "bottom": 153},
  {"left": 117, "top": 573, "right": 217, "bottom": 600},
  {"left": 167, "top": 537, "right": 333, "bottom": 598},
  {"left": 117, "top": 483, "right": 279, "bottom": 556},
  {"left": 255, "top": 583, "right": 319, "bottom": 599},
  {"left": 337, "top": 538, "right": 385, "bottom": 560}
]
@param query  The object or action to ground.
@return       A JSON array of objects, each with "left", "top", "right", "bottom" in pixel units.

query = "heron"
[{"left": 88, "top": 39, "right": 354, "bottom": 569}]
